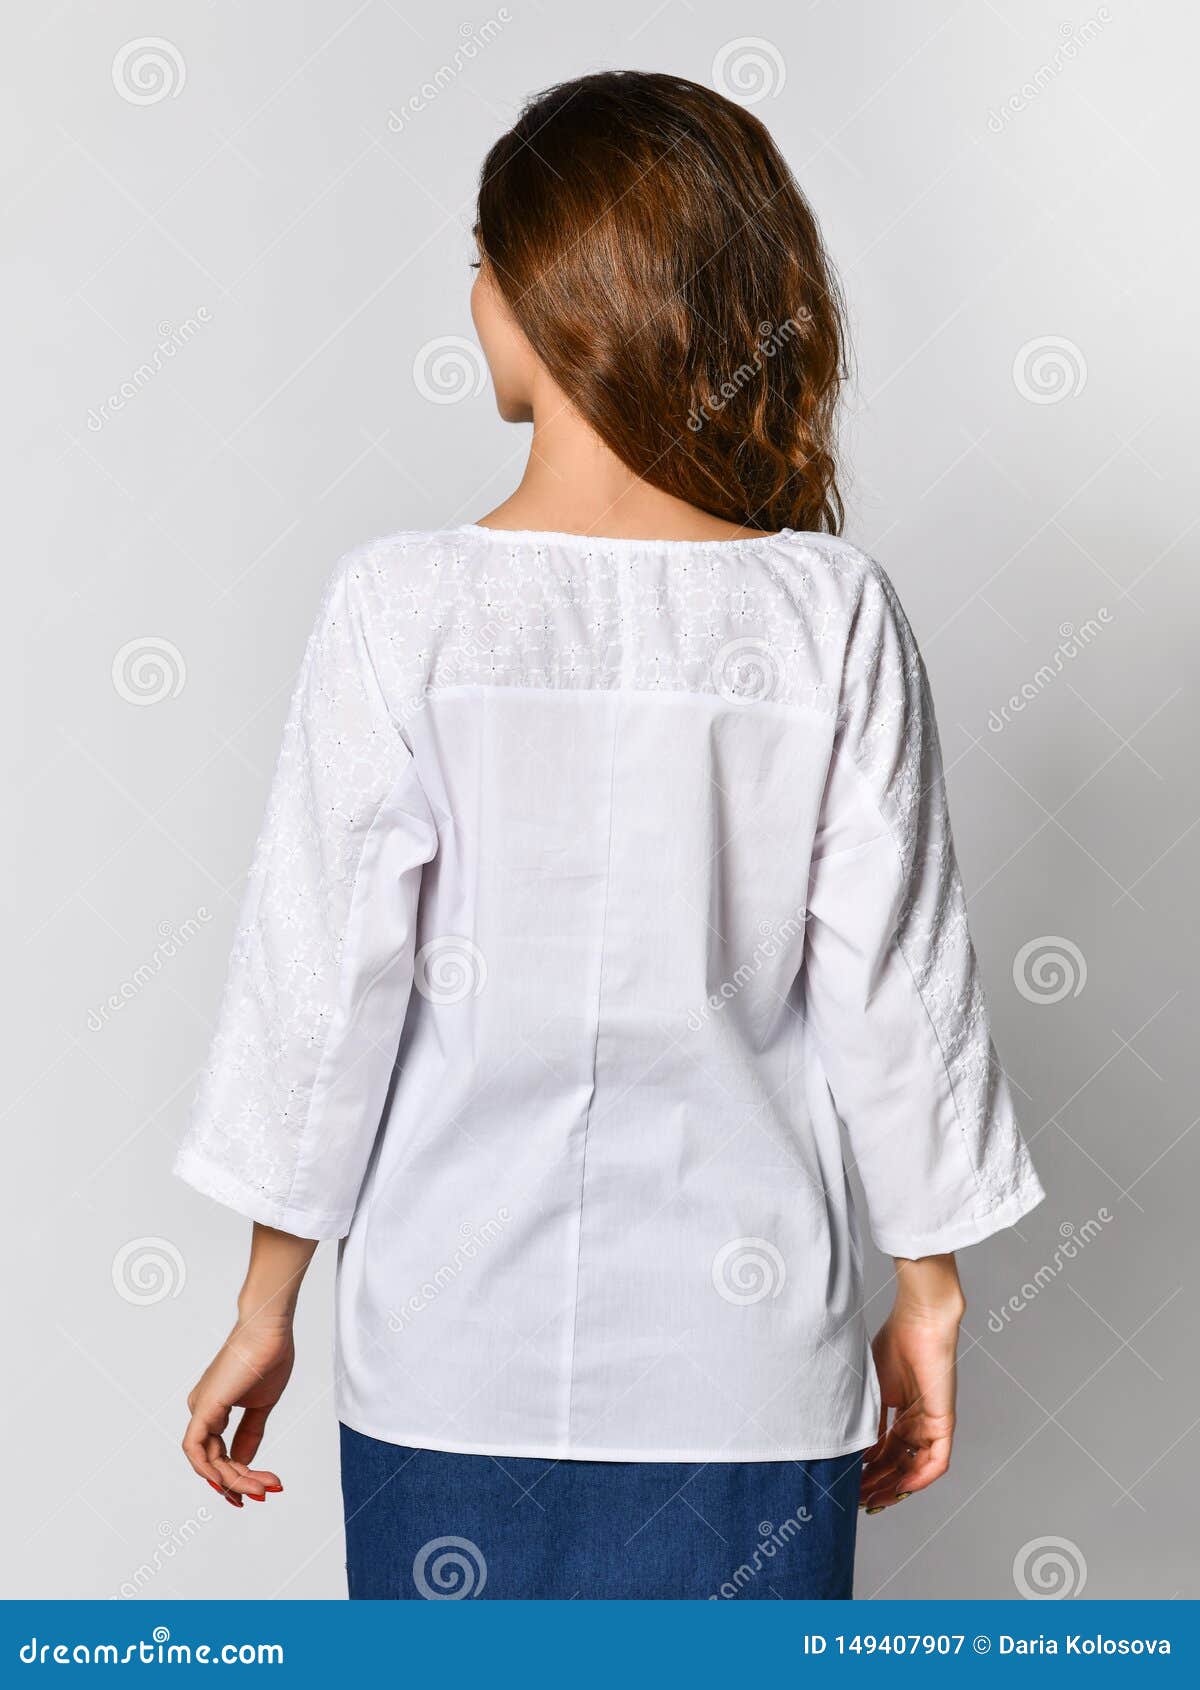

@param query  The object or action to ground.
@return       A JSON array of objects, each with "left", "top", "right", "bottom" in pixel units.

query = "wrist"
[
  {"left": 235, "top": 1223, "right": 317, "bottom": 1330},
  {"left": 892, "top": 1253, "right": 966, "bottom": 1324},
  {"left": 235, "top": 1284, "right": 299, "bottom": 1330}
]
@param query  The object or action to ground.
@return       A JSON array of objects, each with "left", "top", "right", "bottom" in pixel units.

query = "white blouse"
[{"left": 175, "top": 524, "right": 1043, "bottom": 1461}]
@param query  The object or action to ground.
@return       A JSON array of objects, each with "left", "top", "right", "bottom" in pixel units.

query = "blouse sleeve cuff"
[
  {"left": 869, "top": 1171, "right": 1046, "bottom": 1260},
  {"left": 173, "top": 1145, "right": 351, "bottom": 1241}
]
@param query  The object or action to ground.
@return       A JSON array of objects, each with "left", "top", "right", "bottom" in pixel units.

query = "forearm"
[{"left": 236, "top": 1223, "right": 318, "bottom": 1326}]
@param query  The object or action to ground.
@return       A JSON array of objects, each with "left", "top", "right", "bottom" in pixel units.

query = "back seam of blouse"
[{"left": 563, "top": 691, "right": 622, "bottom": 1448}]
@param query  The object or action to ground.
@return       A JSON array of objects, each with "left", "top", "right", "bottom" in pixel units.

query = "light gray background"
[{"left": 5, "top": 0, "right": 1197, "bottom": 1601}]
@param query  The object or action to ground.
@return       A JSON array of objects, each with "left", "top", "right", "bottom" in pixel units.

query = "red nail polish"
[
  {"left": 224, "top": 1495, "right": 242, "bottom": 1507},
  {"left": 263, "top": 1484, "right": 283, "bottom": 1493},
  {"left": 245, "top": 1493, "right": 265, "bottom": 1502},
  {"left": 207, "top": 1481, "right": 223, "bottom": 1493}
]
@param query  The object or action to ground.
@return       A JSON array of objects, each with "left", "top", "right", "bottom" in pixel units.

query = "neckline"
[{"left": 452, "top": 522, "right": 794, "bottom": 553}]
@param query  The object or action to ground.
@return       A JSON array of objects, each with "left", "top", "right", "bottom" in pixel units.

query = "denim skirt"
[{"left": 340, "top": 1424, "right": 863, "bottom": 1600}]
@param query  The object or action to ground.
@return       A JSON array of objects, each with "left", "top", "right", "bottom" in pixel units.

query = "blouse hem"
[{"left": 333, "top": 1411, "right": 878, "bottom": 1465}]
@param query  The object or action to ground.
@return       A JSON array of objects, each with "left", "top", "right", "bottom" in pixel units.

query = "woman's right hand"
[
  {"left": 181, "top": 1313, "right": 294, "bottom": 1506},
  {"left": 860, "top": 1252, "right": 965, "bottom": 1515}
]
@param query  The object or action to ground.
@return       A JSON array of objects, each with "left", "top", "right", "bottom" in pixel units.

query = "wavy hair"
[{"left": 475, "top": 69, "right": 846, "bottom": 534}]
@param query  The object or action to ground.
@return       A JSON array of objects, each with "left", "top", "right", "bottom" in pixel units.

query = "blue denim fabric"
[{"left": 340, "top": 1424, "right": 863, "bottom": 1600}]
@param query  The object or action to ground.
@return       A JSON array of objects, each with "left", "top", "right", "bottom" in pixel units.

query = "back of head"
[{"left": 476, "top": 69, "right": 846, "bottom": 534}]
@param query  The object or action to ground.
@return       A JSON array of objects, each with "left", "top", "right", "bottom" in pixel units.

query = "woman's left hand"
[{"left": 181, "top": 1313, "right": 294, "bottom": 1507}]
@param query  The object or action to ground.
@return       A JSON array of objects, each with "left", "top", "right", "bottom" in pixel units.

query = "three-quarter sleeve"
[
  {"left": 802, "top": 562, "right": 1044, "bottom": 1258},
  {"left": 174, "top": 554, "right": 438, "bottom": 1240}
]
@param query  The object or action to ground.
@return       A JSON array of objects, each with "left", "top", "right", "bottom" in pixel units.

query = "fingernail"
[
  {"left": 207, "top": 1481, "right": 223, "bottom": 1493},
  {"left": 263, "top": 1484, "right": 283, "bottom": 1493},
  {"left": 896, "top": 1491, "right": 912, "bottom": 1501},
  {"left": 245, "top": 1492, "right": 265, "bottom": 1502},
  {"left": 865, "top": 1505, "right": 885, "bottom": 1515},
  {"left": 224, "top": 1495, "right": 242, "bottom": 1508}
]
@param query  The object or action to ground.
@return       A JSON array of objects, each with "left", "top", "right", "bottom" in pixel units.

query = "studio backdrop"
[{"left": 5, "top": 0, "right": 1197, "bottom": 1600}]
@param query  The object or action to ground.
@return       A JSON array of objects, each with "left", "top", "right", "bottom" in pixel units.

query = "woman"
[{"left": 176, "top": 70, "right": 1043, "bottom": 1600}]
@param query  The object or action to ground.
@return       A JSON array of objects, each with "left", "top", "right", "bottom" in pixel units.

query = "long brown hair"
[{"left": 476, "top": 70, "right": 846, "bottom": 534}]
